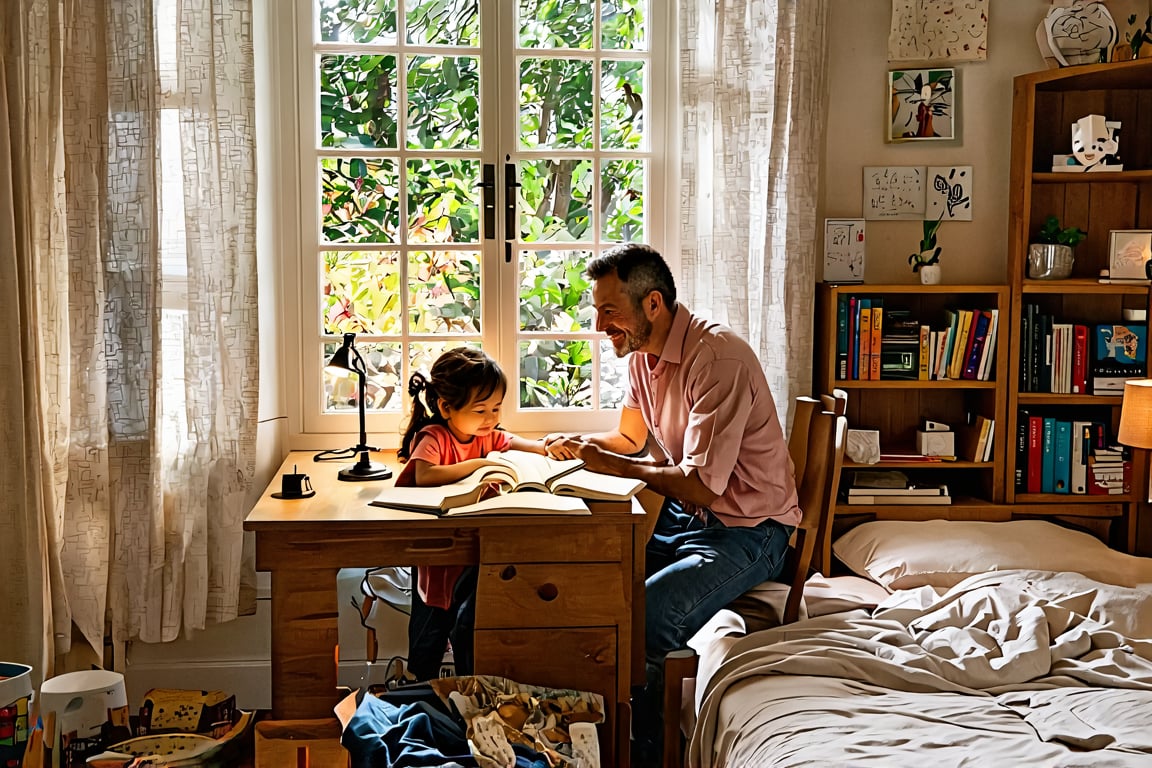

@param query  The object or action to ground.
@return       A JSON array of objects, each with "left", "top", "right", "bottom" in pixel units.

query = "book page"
[
  {"left": 550, "top": 468, "right": 645, "bottom": 501},
  {"left": 487, "top": 450, "right": 583, "bottom": 490},
  {"left": 445, "top": 493, "right": 590, "bottom": 516}
]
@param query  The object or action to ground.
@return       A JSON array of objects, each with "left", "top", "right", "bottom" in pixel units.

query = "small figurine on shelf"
[
  {"left": 908, "top": 213, "right": 944, "bottom": 284},
  {"left": 1052, "top": 114, "right": 1123, "bottom": 172}
]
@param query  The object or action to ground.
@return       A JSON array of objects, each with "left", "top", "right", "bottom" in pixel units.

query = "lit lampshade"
[{"left": 1117, "top": 379, "right": 1152, "bottom": 449}]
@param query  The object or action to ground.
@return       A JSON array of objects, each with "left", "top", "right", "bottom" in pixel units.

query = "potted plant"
[
  {"left": 1028, "top": 215, "right": 1086, "bottom": 280},
  {"left": 908, "top": 214, "right": 944, "bottom": 284}
]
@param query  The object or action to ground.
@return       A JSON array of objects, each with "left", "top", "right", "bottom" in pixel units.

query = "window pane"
[
  {"left": 518, "top": 249, "right": 594, "bottom": 332},
  {"left": 599, "top": 339, "right": 628, "bottom": 409},
  {"left": 322, "top": 250, "right": 401, "bottom": 335},
  {"left": 318, "top": 0, "right": 398, "bottom": 43},
  {"left": 517, "top": 0, "right": 593, "bottom": 49},
  {"left": 322, "top": 158, "right": 401, "bottom": 243},
  {"left": 519, "top": 339, "right": 593, "bottom": 408},
  {"left": 409, "top": 340, "right": 481, "bottom": 380},
  {"left": 600, "top": 60, "right": 644, "bottom": 149},
  {"left": 406, "top": 55, "right": 480, "bottom": 150},
  {"left": 406, "top": 158, "right": 480, "bottom": 243},
  {"left": 518, "top": 158, "right": 593, "bottom": 242},
  {"left": 406, "top": 0, "right": 479, "bottom": 46},
  {"left": 601, "top": 158, "right": 645, "bottom": 242},
  {"left": 519, "top": 58, "right": 593, "bottom": 149},
  {"left": 601, "top": 0, "right": 648, "bottom": 50},
  {"left": 320, "top": 54, "right": 398, "bottom": 149},
  {"left": 407, "top": 250, "right": 481, "bottom": 335},
  {"left": 322, "top": 340, "right": 402, "bottom": 413}
]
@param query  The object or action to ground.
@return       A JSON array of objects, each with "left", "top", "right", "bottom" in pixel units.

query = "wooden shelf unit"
[
  {"left": 816, "top": 283, "right": 1010, "bottom": 516},
  {"left": 1005, "top": 59, "right": 1152, "bottom": 553}
]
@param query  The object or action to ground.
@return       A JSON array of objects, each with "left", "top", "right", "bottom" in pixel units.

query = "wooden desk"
[{"left": 245, "top": 451, "right": 646, "bottom": 766}]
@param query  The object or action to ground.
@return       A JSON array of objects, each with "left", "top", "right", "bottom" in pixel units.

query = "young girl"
[{"left": 395, "top": 347, "right": 545, "bottom": 681}]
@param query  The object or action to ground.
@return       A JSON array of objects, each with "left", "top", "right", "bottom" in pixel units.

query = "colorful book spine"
[
  {"left": 857, "top": 299, "right": 872, "bottom": 380},
  {"left": 1053, "top": 420, "right": 1071, "bottom": 493},
  {"left": 869, "top": 301, "right": 883, "bottom": 381},
  {"left": 836, "top": 295, "right": 849, "bottom": 380}
]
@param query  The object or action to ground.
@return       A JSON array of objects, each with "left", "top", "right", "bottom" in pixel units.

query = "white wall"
[{"left": 821, "top": 0, "right": 1051, "bottom": 284}]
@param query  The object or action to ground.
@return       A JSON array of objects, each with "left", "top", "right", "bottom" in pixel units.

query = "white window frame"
[{"left": 263, "top": 1, "right": 680, "bottom": 450}]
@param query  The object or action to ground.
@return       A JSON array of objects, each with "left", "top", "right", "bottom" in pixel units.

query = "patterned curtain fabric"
[
  {"left": 679, "top": 0, "right": 830, "bottom": 428},
  {"left": 0, "top": 0, "right": 258, "bottom": 679}
]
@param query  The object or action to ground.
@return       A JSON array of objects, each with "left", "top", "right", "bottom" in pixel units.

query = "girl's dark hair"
[
  {"left": 398, "top": 347, "right": 507, "bottom": 460},
  {"left": 586, "top": 243, "right": 677, "bottom": 311}
]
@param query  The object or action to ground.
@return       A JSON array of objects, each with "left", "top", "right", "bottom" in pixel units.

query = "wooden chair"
[{"left": 662, "top": 404, "right": 848, "bottom": 768}]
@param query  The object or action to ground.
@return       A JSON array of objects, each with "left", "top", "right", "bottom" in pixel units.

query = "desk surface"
[{"left": 246, "top": 450, "right": 645, "bottom": 531}]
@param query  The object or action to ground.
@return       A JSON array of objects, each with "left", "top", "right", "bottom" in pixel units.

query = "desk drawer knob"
[
  {"left": 536, "top": 583, "right": 559, "bottom": 602},
  {"left": 500, "top": 565, "right": 517, "bottom": 581}
]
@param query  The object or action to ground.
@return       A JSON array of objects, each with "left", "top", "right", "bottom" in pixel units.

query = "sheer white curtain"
[
  {"left": 0, "top": 0, "right": 258, "bottom": 680},
  {"left": 678, "top": 0, "right": 830, "bottom": 426}
]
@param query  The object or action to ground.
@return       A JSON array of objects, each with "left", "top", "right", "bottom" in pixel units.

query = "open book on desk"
[{"left": 369, "top": 449, "right": 646, "bottom": 516}]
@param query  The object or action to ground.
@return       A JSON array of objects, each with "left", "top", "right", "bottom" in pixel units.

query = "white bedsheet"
[{"left": 688, "top": 570, "right": 1152, "bottom": 767}]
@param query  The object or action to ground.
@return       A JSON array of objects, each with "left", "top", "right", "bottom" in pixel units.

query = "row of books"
[
  {"left": 1019, "top": 307, "right": 1147, "bottom": 394},
  {"left": 843, "top": 470, "right": 951, "bottom": 506},
  {"left": 835, "top": 297, "right": 998, "bottom": 381},
  {"left": 1013, "top": 414, "right": 1131, "bottom": 495}
]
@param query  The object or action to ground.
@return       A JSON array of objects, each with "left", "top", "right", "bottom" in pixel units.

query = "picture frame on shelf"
[
  {"left": 887, "top": 68, "right": 955, "bottom": 143},
  {"left": 1108, "top": 230, "right": 1152, "bottom": 281}
]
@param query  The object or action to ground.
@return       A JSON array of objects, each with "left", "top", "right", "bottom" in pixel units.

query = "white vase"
[{"left": 919, "top": 264, "right": 942, "bottom": 285}]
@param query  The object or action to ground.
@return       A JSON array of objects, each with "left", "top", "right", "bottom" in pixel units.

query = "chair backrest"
[
  {"left": 822, "top": 388, "right": 848, "bottom": 417},
  {"left": 788, "top": 396, "right": 822, "bottom": 485},
  {"left": 782, "top": 409, "right": 847, "bottom": 624}
]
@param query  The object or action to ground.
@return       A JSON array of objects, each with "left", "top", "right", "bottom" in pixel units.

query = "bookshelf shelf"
[
  {"left": 1016, "top": 393, "right": 1123, "bottom": 406},
  {"left": 843, "top": 460, "right": 991, "bottom": 470},
  {"left": 1022, "top": 279, "right": 1151, "bottom": 295},
  {"left": 1006, "top": 60, "right": 1152, "bottom": 554},
  {"left": 1032, "top": 169, "right": 1152, "bottom": 184},
  {"left": 836, "top": 380, "right": 996, "bottom": 390}
]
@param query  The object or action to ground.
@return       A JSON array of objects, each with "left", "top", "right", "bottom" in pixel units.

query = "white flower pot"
[{"left": 919, "top": 264, "right": 942, "bottom": 285}]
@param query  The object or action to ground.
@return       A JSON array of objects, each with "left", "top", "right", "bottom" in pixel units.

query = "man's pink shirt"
[{"left": 625, "top": 306, "right": 801, "bottom": 528}]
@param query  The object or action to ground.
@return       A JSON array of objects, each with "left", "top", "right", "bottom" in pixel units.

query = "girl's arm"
[
  {"left": 504, "top": 434, "right": 547, "bottom": 455},
  {"left": 410, "top": 457, "right": 500, "bottom": 486}
]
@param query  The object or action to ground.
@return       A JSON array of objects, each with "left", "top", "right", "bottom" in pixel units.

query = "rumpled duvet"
[{"left": 688, "top": 570, "right": 1152, "bottom": 767}]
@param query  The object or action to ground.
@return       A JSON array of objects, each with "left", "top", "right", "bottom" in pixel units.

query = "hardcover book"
[{"left": 371, "top": 450, "right": 644, "bottom": 515}]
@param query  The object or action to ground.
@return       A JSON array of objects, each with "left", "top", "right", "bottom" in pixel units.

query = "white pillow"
[{"left": 832, "top": 519, "right": 1152, "bottom": 590}]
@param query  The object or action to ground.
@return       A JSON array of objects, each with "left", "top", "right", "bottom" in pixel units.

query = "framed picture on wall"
[{"left": 887, "top": 68, "right": 956, "bottom": 142}]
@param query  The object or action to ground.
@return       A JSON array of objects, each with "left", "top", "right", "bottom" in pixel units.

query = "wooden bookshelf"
[
  {"left": 816, "top": 283, "right": 1010, "bottom": 515},
  {"left": 1005, "top": 59, "right": 1152, "bottom": 553}
]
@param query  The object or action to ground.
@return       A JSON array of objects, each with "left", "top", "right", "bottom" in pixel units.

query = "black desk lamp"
[{"left": 314, "top": 332, "right": 393, "bottom": 482}]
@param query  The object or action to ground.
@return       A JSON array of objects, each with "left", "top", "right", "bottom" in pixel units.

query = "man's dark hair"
[{"left": 586, "top": 244, "right": 677, "bottom": 310}]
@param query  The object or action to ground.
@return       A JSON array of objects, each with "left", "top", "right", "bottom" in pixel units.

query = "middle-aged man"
[{"left": 544, "top": 243, "right": 800, "bottom": 765}]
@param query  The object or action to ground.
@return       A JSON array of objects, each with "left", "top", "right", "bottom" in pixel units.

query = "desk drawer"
[
  {"left": 475, "top": 562, "right": 626, "bottom": 628},
  {"left": 473, "top": 627, "right": 617, "bottom": 700},
  {"left": 481, "top": 524, "right": 626, "bottom": 563}
]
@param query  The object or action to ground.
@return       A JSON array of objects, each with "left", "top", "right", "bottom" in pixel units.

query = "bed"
[{"left": 676, "top": 519, "right": 1152, "bottom": 767}]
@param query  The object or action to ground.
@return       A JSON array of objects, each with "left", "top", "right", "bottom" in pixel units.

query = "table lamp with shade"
[
  {"left": 1118, "top": 379, "right": 1152, "bottom": 497},
  {"left": 314, "top": 332, "right": 393, "bottom": 482}
]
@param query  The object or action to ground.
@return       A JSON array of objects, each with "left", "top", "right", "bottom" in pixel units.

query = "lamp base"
[{"left": 338, "top": 460, "right": 393, "bottom": 482}]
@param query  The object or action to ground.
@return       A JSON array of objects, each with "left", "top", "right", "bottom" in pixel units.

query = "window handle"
[
  {"left": 504, "top": 158, "right": 520, "bottom": 262},
  {"left": 476, "top": 163, "right": 496, "bottom": 240}
]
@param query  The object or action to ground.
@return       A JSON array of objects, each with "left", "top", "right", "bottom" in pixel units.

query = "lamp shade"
[
  {"left": 326, "top": 333, "right": 355, "bottom": 373},
  {"left": 1118, "top": 379, "right": 1152, "bottom": 449}
]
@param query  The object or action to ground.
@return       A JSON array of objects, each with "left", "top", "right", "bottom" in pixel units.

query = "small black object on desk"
[
  {"left": 272, "top": 465, "right": 316, "bottom": 499},
  {"left": 314, "top": 332, "right": 393, "bottom": 482}
]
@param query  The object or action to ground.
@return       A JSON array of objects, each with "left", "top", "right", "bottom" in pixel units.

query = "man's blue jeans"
[{"left": 632, "top": 498, "right": 792, "bottom": 760}]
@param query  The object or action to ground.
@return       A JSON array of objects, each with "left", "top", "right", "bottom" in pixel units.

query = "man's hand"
[
  {"left": 551, "top": 437, "right": 617, "bottom": 474},
  {"left": 543, "top": 432, "right": 582, "bottom": 459}
]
